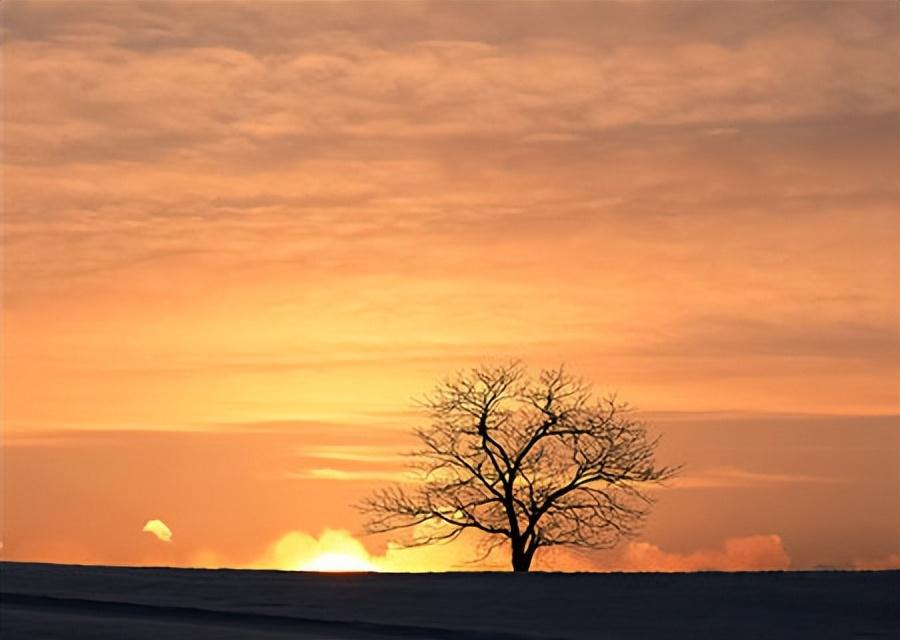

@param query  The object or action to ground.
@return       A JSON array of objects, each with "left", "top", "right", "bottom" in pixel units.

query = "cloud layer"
[{"left": 4, "top": 1, "right": 897, "bottom": 428}]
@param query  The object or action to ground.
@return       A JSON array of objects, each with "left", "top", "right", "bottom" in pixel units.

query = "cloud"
[
  {"left": 142, "top": 519, "right": 172, "bottom": 543},
  {"left": 3, "top": 2, "right": 896, "bottom": 182},
  {"left": 670, "top": 466, "right": 837, "bottom": 490},
  {"left": 289, "top": 459, "right": 840, "bottom": 489},
  {"left": 285, "top": 468, "right": 413, "bottom": 482},
  {"left": 287, "top": 443, "right": 417, "bottom": 482},
  {"left": 541, "top": 535, "right": 791, "bottom": 572},
  {"left": 247, "top": 529, "right": 791, "bottom": 573},
  {"left": 252, "top": 529, "right": 374, "bottom": 571},
  {"left": 852, "top": 553, "right": 900, "bottom": 571},
  {"left": 240, "top": 528, "right": 497, "bottom": 573},
  {"left": 619, "top": 535, "right": 791, "bottom": 572},
  {"left": 297, "top": 444, "right": 408, "bottom": 463}
]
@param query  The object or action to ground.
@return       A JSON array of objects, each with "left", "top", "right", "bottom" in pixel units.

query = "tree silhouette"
[{"left": 362, "top": 363, "right": 679, "bottom": 572}]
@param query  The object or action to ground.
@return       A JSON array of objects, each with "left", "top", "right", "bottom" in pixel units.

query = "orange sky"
[{"left": 2, "top": 1, "right": 899, "bottom": 572}]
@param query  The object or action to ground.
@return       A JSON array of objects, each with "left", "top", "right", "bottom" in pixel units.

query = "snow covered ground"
[{"left": 1, "top": 562, "right": 897, "bottom": 639}]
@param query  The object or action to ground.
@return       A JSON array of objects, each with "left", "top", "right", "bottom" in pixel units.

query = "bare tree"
[{"left": 361, "top": 363, "right": 680, "bottom": 572}]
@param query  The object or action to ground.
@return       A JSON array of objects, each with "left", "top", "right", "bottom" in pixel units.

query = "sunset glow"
[
  {"left": 299, "top": 552, "right": 380, "bottom": 573},
  {"left": 1, "top": 1, "right": 898, "bottom": 574}
]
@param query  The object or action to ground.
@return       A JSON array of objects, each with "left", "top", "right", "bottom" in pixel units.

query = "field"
[{"left": 1, "top": 562, "right": 897, "bottom": 639}]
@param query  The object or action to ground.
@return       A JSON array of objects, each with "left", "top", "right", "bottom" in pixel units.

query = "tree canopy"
[{"left": 362, "top": 363, "right": 679, "bottom": 571}]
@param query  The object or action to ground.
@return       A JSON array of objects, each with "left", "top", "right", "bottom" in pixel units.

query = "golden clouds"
[
  {"left": 200, "top": 527, "right": 794, "bottom": 573},
  {"left": 619, "top": 535, "right": 791, "bottom": 573},
  {"left": 670, "top": 467, "right": 837, "bottom": 490},
  {"left": 536, "top": 535, "right": 791, "bottom": 572},
  {"left": 286, "top": 468, "right": 413, "bottom": 482},
  {"left": 142, "top": 519, "right": 172, "bottom": 543},
  {"left": 247, "top": 529, "right": 478, "bottom": 573},
  {"left": 853, "top": 553, "right": 900, "bottom": 571},
  {"left": 253, "top": 529, "right": 375, "bottom": 572}
]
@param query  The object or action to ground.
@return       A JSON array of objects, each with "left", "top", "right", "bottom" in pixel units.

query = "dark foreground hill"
[{"left": 1, "top": 562, "right": 897, "bottom": 639}]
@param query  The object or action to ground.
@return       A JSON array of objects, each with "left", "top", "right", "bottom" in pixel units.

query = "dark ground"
[{"left": 1, "top": 562, "right": 897, "bottom": 639}]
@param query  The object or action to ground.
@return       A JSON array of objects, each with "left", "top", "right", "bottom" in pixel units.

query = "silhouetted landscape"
[
  {"left": 2, "top": 563, "right": 898, "bottom": 639},
  {"left": 3, "top": 0, "right": 899, "bottom": 638}
]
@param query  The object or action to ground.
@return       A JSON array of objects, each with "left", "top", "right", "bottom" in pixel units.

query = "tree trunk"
[{"left": 511, "top": 541, "right": 534, "bottom": 572}]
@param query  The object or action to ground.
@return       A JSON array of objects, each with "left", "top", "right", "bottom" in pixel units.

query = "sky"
[{"left": 1, "top": 1, "right": 898, "bottom": 572}]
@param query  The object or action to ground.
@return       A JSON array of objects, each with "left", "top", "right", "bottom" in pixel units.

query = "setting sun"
[{"left": 299, "top": 552, "right": 380, "bottom": 573}]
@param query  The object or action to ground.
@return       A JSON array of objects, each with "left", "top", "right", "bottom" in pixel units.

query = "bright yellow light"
[{"left": 299, "top": 551, "right": 380, "bottom": 573}]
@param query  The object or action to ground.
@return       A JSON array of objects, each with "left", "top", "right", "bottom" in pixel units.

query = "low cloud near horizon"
[
  {"left": 193, "top": 528, "right": 797, "bottom": 574},
  {"left": 852, "top": 553, "right": 900, "bottom": 571},
  {"left": 621, "top": 535, "right": 790, "bottom": 573}
]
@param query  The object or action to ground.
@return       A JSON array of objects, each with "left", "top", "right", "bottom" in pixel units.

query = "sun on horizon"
[{"left": 297, "top": 551, "right": 381, "bottom": 573}]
